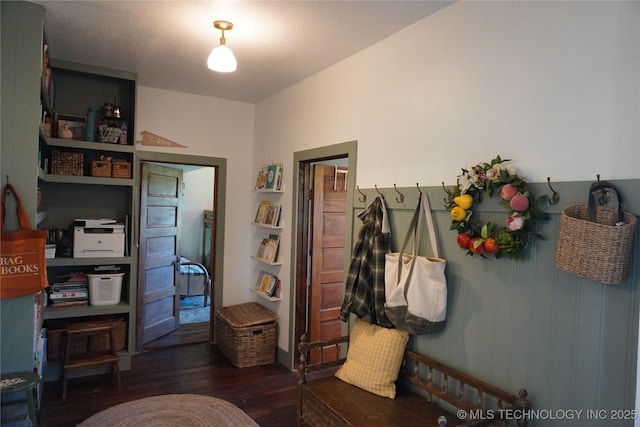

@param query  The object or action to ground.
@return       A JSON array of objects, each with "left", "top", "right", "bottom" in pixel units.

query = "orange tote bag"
[{"left": 1, "top": 184, "right": 49, "bottom": 299}]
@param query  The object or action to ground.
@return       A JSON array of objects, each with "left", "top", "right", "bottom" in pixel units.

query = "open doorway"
[
  {"left": 134, "top": 152, "right": 226, "bottom": 352},
  {"left": 290, "top": 141, "right": 357, "bottom": 369}
]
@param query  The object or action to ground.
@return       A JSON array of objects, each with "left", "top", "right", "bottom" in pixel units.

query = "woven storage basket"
[
  {"left": 88, "top": 318, "right": 127, "bottom": 352},
  {"left": 215, "top": 302, "right": 277, "bottom": 368},
  {"left": 51, "top": 151, "right": 84, "bottom": 176},
  {"left": 112, "top": 161, "right": 131, "bottom": 179},
  {"left": 91, "top": 160, "right": 112, "bottom": 177},
  {"left": 554, "top": 185, "right": 637, "bottom": 285},
  {"left": 46, "top": 328, "right": 87, "bottom": 360}
]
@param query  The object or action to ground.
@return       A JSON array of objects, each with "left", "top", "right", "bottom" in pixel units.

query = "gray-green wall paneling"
[
  {"left": 351, "top": 179, "right": 639, "bottom": 427},
  {"left": 1, "top": 1, "right": 46, "bottom": 374}
]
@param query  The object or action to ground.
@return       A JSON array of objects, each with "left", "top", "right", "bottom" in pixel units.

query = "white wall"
[
  {"left": 180, "top": 167, "right": 215, "bottom": 262},
  {"left": 136, "top": 86, "right": 256, "bottom": 306},
  {"left": 254, "top": 1, "right": 639, "bottom": 349},
  {"left": 134, "top": 2, "right": 639, "bottom": 357}
]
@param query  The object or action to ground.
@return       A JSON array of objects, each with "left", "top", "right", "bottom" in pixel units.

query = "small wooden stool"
[
  {"left": 62, "top": 320, "right": 121, "bottom": 399},
  {"left": 0, "top": 371, "right": 41, "bottom": 426}
]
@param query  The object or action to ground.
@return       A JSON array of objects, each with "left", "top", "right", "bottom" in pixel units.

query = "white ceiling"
[{"left": 35, "top": 1, "right": 455, "bottom": 104}]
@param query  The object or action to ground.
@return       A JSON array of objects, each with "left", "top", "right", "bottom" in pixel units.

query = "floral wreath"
[{"left": 444, "top": 155, "right": 549, "bottom": 260}]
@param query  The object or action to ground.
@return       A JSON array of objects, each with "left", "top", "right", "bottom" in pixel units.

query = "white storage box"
[
  {"left": 87, "top": 273, "right": 124, "bottom": 306},
  {"left": 45, "top": 244, "right": 56, "bottom": 259}
]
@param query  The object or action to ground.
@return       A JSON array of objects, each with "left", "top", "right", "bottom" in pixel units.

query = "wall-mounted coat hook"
[
  {"left": 595, "top": 174, "right": 610, "bottom": 205},
  {"left": 441, "top": 181, "right": 453, "bottom": 204},
  {"left": 547, "top": 177, "right": 559, "bottom": 205},
  {"left": 416, "top": 183, "right": 423, "bottom": 195},
  {"left": 393, "top": 184, "right": 404, "bottom": 203},
  {"left": 374, "top": 185, "right": 385, "bottom": 199},
  {"left": 356, "top": 186, "right": 366, "bottom": 203}
]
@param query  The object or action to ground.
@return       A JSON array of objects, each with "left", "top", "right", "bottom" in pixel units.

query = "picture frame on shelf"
[{"left": 55, "top": 113, "right": 86, "bottom": 141}]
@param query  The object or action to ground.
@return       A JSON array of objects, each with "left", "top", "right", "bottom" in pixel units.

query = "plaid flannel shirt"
[{"left": 339, "top": 196, "right": 393, "bottom": 327}]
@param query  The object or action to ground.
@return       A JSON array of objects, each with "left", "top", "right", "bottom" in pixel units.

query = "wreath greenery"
[{"left": 444, "top": 155, "right": 549, "bottom": 260}]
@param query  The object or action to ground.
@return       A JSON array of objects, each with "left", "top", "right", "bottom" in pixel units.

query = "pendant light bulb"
[{"left": 208, "top": 20, "right": 237, "bottom": 73}]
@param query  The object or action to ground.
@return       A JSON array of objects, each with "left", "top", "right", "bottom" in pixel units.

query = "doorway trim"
[
  {"left": 289, "top": 141, "right": 357, "bottom": 369},
  {"left": 135, "top": 151, "right": 226, "bottom": 352}
]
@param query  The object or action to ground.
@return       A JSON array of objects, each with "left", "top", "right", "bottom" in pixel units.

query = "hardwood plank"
[{"left": 40, "top": 343, "right": 299, "bottom": 426}]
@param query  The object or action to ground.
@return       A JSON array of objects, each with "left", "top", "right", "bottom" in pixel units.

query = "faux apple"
[
  {"left": 456, "top": 232, "right": 471, "bottom": 249},
  {"left": 500, "top": 184, "right": 518, "bottom": 201},
  {"left": 484, "top": 237, "right": 500, "bottom": 254},
  {"left": 509, "top": 194, "right": 529, "bottom": 212},
  {"left": 468, "top": 237, "right": 485, "bottom": 254}
]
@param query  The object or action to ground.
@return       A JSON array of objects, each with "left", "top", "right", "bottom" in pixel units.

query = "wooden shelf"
[
  {"left": 43, "top": 302, "right": 130, "bottom": 320},
  {"left": 43, "top": 137, "right": 135, "bottom": 153},
  {"left": 46, "top": 256, "right": 133, "bottom": 267}
]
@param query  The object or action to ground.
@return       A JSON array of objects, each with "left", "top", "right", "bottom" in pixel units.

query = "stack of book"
[
  {"left": 254, "top": 200, "right": 281, "bottom": 227},
  {"left": 48, "top": 272, "right": 89, "bottom": 307},
  {"left": 256, "top": 233, "right": 281, "bottom": 264},
  {"left": 254, "top": 163, "right": 283, "bottom": 191},
  {"left": 254, "top": 271, "right": 281, "bottom": 299}
]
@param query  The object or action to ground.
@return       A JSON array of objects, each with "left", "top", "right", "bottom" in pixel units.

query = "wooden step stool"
[{"left": 62, "top": 320, "right": 122, "bottom": 399}]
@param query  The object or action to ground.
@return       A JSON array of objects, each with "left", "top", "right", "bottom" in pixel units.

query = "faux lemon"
[
  {"left": 450, "top": 206, "right": 467, "bottom": 221},
  {"left": 454, "top": 194, "right": 473, "bottom": 210}
]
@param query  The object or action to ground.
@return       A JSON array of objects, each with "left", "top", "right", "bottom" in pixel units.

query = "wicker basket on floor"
[{"left": 215, "top": 302, "right": 277, "bottom": 368}]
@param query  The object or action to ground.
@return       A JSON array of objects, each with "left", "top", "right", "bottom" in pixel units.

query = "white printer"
[{"left": 73, "top": 218, "right": 125, "bottom": 258}]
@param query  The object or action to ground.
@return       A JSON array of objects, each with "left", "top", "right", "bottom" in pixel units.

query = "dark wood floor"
[
  {"left": 142, "top": 322, "right": 212, "bottom": 350},
  {"left": 39, "top": 342, "right": 300, "bottom": 426}
]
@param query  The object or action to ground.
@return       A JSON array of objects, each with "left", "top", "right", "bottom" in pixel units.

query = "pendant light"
[{"left": 207, "top": 20, "right": 237, "bottom": 73}]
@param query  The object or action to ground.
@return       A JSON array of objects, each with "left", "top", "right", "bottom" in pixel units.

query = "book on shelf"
[
  {"left": 274, "top": 163, "right": 283, "bottom": 191},
  {"left": 49, "top": 283, "right": 88, "bottom": 292},
  {"left": 254, "top": 163, "right": 283, "bottom": 191},
  {"left": 261, "top": 239, "right": 279, "bottom": 263},
  {"left": 254, "top": 200, "right": 271, "bottom": 224},
  {"left": 265, "top": 164, "right": 278, "bottom": 190},
  {"left": 272, "top": 279, "right": 281, "bottom": 298},
  {"left": 264, "top": 204, "right": 280, "bottom": 227},
  {"left": 48, "top": 299, "right": 89, "bottom": 307},
  {"left": 49, "top": 290, "right": 88, "bottom": 299},
  {"left": 254, "top": 165, "right": 268, "bottom": 190},
  {"left": 256, "top": 238, "right": 269, "bottom": 259},
  {"left": 255, "top": 271, "right": 278, "bottom": 297},
  {"left": 268, "top": 233, "right": 280, "bottom": 261}
]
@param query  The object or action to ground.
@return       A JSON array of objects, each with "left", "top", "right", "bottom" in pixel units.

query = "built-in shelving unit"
[{"left": 37, "top": 58, "right": 137, "bottom": 378}]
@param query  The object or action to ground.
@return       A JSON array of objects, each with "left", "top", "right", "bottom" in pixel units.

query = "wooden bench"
[{"left": 298, "top": 335, "right": 530, "bottom": 427}]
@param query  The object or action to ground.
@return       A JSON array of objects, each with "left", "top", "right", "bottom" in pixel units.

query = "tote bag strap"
[
  {"left": 395, "top": 196, "right": 422, "bottom": 285},
  {"left": 1, "top": 184, "right": 32, "bottom": 232},
  {"left": 420, "top": 192, "right": 440, "bottom": 258}
]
